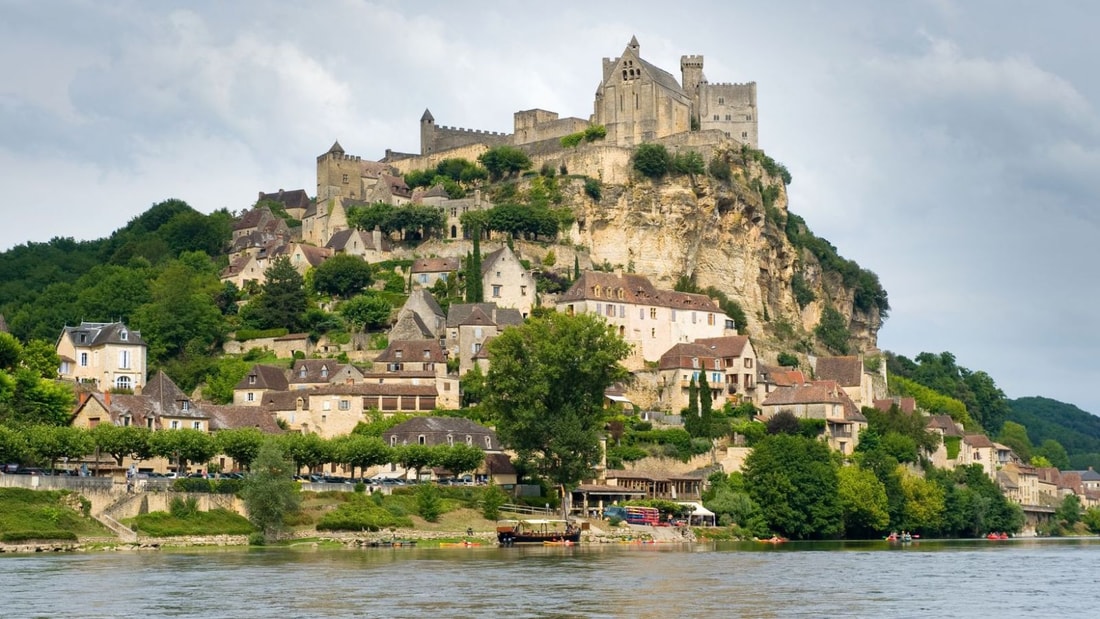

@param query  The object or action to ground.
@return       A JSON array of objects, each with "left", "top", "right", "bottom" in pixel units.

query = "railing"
[
  {"left": 499, "top": 503, "right": 555, "bottom": 516},
  {"left": 0, "top": 475, "right": 114, "bottom": 491}
]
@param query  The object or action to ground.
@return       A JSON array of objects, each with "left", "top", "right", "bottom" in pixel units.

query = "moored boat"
[{"left": 497, "top": 519, "right": 581, "bottom": 546}]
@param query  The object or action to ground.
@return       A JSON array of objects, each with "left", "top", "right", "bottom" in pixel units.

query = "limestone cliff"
[{"left": 546, "top": 146, "right": 886, "bottom": 360}]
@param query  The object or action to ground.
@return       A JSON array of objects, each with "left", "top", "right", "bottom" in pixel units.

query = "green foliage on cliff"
[
  {"left": 478, "top": 146, "right": 532, "bottom": 182},
  {"left": 888, "top": 351, "right": 1008, "bottom": 433},
  {"left": 1007, "top": 396, "right": 1100, "bottom": 468},
  {"left": 814, "top": 306, "right": 851, "bottom": 354},
  {"left": 404, "top": 158, "right": 488, "bottom": 197}
]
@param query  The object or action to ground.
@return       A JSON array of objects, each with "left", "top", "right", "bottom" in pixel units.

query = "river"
[{"left": 2, "top": 538, "right": 1096, "bottom": 618}]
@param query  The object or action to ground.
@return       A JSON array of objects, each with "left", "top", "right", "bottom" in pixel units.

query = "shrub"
[
  {"left": 671, "top": 151, "right": 705, "bottom": 176},
  {"left": 584, "top": 177, "right": 602, "bottom": 201},
  {"left": 416, "top": 484, "right": 443, "bottom": 522},
  {"left": 776, "top": 352, "right": 799, "bottom": 368},
  {"left": 481, "top": 484, "right": 509, "bottom": 521},
  {"left": 169, "top": 496, "right": 200, "bottom": 519},
  {"left": 815, "top": 306, "right": 851, "bottom": 354},
  {"left": 633, "top": 143, "right": 671, "bottom": 178},
  {"left": 791, "top": 272, "right": 815, "bottom": 308},
  {"left": 316, "top": 497, "right": 413, "bottom": 531},
  {"left": 708, "top": 156, "right": 731, "bottom": 181},
  {"left": 1, "top": 530, "right": 78, "bottom": 542},
  {"left": 235, "top": 328, "right": 290, "bottom": 342}
]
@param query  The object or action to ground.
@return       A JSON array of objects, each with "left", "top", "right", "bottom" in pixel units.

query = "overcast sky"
[{"left": 2, "top": 1, "right": 1098, "bottom": 414}]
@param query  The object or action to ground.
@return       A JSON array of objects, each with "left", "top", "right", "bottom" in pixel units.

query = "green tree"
[
  {"left": 19, "top": 339, "right": 61, "bottom": 379},
  {"left": 90, "top": 424, "right": 152, "bottom": 466},
  {"left": 278, "top": 432, "right": 330, "bottom": 475},
  {"left": 481, "top": 483, "right": 509, "bottom": 520},
  {"left": 25, "top": 425, "right": 92, "bottom": 471},
  {"left": 131, "top": 256, "right": 225, "bottom": 362},
  {"left": 215, "top": 428, "right": 266, "bottom": 471},
  {"left": 1056, "top": 494, "right": 1082, "bottom": 529},
  {"left": 478, "top": 146, "right": 532, "bottom": 181},
  {"left": 394, "top": 444, "right": 440, "bottom": 481},
  {"left": 333, "top": 434, "right": 391, "bottom": 479},
  {"left": 996, "top": 421, "right": 1033, "bottom": 463},
  {"left": 149, "top": 428, "right": 216, "bottom": 474},
  {"left": 416, "top": 483, "right": 443, "bottom": 522},
  {"left": 633, "top": 143, "right": 671, "bottom": 178},
  {"left": 0, "top": 424, "right": 28, "bottom": 464},
  {"left": 311, "top": 254, "right": 372, "bottom": 299},
  {"left": 815, "top": 306, "right": 850, "bottom": 354},
  {"left": 742, "top": 433, "right": 842, "bottom": 539},
  {"left": 0, "top": 332, "right": 23, "bottom": 370},
  {"left": 1035, "top": 439, "right": 1070, "bottom": 470},
  {"left": 241, "top": 439, "right": 301, "bottom": 542},
  {"left": 245, "top": 256, "right": 307, "bottom": 331},
  {"left": 203, "top": 357, "right": 251, "bottom": 405},
  {"left": 484, "top": 311, "right": 631, "bottom": 510},
  {"left": 339, "top": 294, "right": 394, "bottom": 331},
  {"left": 438, "top": 443, "right": 485, "bottom": 479},
  {"left": 776, "top": 352, "right": 799, "bottom": 368},
  {"left": 898, "top": 469, "right": 946, "bottom": 533},
  {"left": 838, "top": 465, "right": 890, "bottom": 537}
]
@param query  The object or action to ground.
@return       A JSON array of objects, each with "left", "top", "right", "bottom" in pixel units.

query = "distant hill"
[{"left": 1008, "top": 396, "right": 1100, "bottom": 468}]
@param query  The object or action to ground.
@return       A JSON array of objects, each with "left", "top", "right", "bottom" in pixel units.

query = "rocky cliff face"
[{"left": 555, "top": 149, "right": 884, "bottom": 360}]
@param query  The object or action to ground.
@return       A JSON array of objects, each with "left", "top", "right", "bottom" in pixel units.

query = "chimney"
[
  {"left": 104, "top": 391, "right": 112, "bottom": 406},
  {"left": 78, "top": 391, "right": 89, "bottom": 407}
]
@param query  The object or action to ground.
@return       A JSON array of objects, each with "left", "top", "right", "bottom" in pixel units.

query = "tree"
[
  {"left": 996, "top": 421, "right": 1033, "bottom": 463},
  {"left": 333, "top": 434, "right": 391, "bottom": 479},
  {"left": 815, "top": 305, "right": 850, "bottom": 354},
  {"left": 0, "top": 332, "right": 23, "bottom": 370},
  {"left": 241, "top": 439, "right": 301, "bottom": 542},
  {"left": 394, "top": 444, "right": 440, "bottom": 481},
  {"left": 743, "top": 433, "right": 841, "bottom": 539},
  {"left": 766, "top": 410, "right": 802, "bottom": 435},
  {"left": 698, "top": 371, "right": 714, "bottom": 439},
  {"left": 484, "top": 311, "right": 631, "bottom": 510},
  {"left": 339, "top": 294, "right": 394, "bottom": 331},
  {"left": 465, "top": 229, "right": 484, "bottom": 302},
  {"left": 149, "top": 428, "right": 216, "bottom": 474},
  {"left": 838, "top": 465, "right": 890, "bottom": 537},
  {"left": 215, "top": 428, "right": 265, "bottom": 471},
  {"left": 438, "top": 443, "right": 485, "bottom": 479},
  {"left": 245, "top": 256, "right": 307, "bottom": 331},
  {"left": 776, "top": 352, "right": 799, "bottom": 368},
  {"left": 278, "top": 432, "right": 330, "bottom": 475},
  {"left": 633, "top": 143, "right": 671, "bottom": 178},
  {"left": 416, "top": 483, "right": 443, "bottom": 522},
  {"left": 1056, "top": 494, "right": 1082, "bottom": 529},
  {"left": 478, "top": 146, "right": 532, "bottom": 181},
  {"left": 25, "top": 425, "right": 92, "bottom": 472},
  {"left": 311, "top": 254, "right": 372, "bottom": 299},
  {"left": 131, "top": 256, "right": 225, "bottom": 362},
  {"left": 0, "top": 424, "right": 28, "bottom": 464},
  {"left": 203, "top": 357, "right": 251, "bottom": 405},
  {"left": 19, "top": 339, "right": 61, "bottom": 379},
  {"left": 1035, "top": 439, "right": 1070, "bottom": 470},
  {"left": 898, "top": 469, "right": 946, "bottom": 533},
  {"left": 91, "top": 424, "right": 152, "bottom": 466}
]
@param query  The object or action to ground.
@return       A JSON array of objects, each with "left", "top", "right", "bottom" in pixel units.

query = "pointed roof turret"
[
  {"left": 421, "top": 108, "right": 435, "bottom": 122},
  {"left": 328, "top": 140, "right": 344, "bottom": 155},
  {"left": 628, "top": 35, "right": 639, "bottom": 51}
]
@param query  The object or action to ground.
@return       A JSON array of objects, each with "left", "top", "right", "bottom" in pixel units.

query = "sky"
[{"left": 2, "top": 1, "right": 1099, "bottom": 414}]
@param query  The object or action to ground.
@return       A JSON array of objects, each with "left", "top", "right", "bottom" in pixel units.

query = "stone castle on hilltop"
[{"left": 317, "top": 36, "right": 758, "bottom": 200}]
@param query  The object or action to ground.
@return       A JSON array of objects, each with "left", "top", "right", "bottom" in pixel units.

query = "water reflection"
[{"left": 2, "top": 539, "right": 1098, "bottom": 618}]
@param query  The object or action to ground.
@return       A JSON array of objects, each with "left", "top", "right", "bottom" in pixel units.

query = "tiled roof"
[
  {"left": 325, "top": 228, "right": 391, "bottom": 252},
  {"left": 390, "top": 308, "right": 435, "bottom": 340},
  {"left": 761, "top": 380, "right": 861, "bottom": 420},
  {"left": 383, "top": 416, "right": 497, "bottom": 448},
  {"left": 234, "top": 206, "right": 276, "bottom": 232},
  {"left": 446, "top": 303, "right": 523, "bottom": 328},
  {"left": 412, "top": 257, "right": 460, "bottom": 274},
  {"left": 205, "top": 405, "right": 283, "bottom": 434},
  {"left": 258, "top": 189, "right": 311, "bottom": 211},
  {"left": 963, "top": 434, "right": 994, "bottom": 448},
  {"left": 379, "top": 173, "right": 411, "bottom": 198},
  {"left": 273, "top": 333, "right": 310, "bottom": 342},
  {"left": 658, "top": 342, "right": 721, "bottom": 371},
  {"left": 814, "top": 356, "right": 862, "bottom": 387},
  {"left": 558, "top": 271, "right": 719, "bottom": 313},
  {"left": 405, "top": 289, "right": 445, "bottom": 319},
  {"left": 1069, "top": 468, "right": 1100, "bottom": 482},
  {"left": 758, "top": 365, "right": 806, "bottom": 387},
  {"left": 693, "top": 335, "right": 750, "bottom": 358},
  {"left": 144, "top": 371, "right": 206, "bottom": 419},
  {"left": 375, "top": 340, "right": 446, "bottom": 363},
  {"left": 289, "top": 359, "right": 343, "bottom": 385},
  {"left": 62, "top": 322, "right": 145, "bottom": 348},
  {"left": 873, "top": 397, "right": 917, "bottom": 414},
  {"left": 234, "top": 364, "right": 289, "bottom": 391},
  {"left": 927, "top": 414, "right": 963, "bottom": 437}
]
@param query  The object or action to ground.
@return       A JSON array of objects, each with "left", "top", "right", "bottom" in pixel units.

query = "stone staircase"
[{"left": 94, "top": 491, "right": 141, "bottom": 543}]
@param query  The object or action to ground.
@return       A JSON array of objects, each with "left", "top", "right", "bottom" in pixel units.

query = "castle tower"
[
  {"left": 420, "top": 109, "right": 436, "bottom": 155},
  {"left": 681, "top": 55, "right": 704, "bottom": 95},
  {"left": 316, "top": 140, "right": 363, "bottom": 201}
]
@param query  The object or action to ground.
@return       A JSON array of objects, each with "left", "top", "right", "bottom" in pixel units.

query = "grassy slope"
[{"left": 0, "top": 487, "right": 110, "bottom": 539}]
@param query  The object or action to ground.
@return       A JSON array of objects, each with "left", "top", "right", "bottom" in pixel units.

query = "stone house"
[
  {"left": 998, "top": 462, "right": 1041, "bottom": 506},
  {"left": 693, "top": 335, "right": 758, "bottom": 402},
  {"left": 925, "top": 414, "right": 963, "bottom": 468},
  {"left": 233, "top": 364, "right": 291, "bottom": 406},
  {"left": 275, "top": 242, "right": 332, "bottom": 277},
  {"left": 445, "top": 303, "right": 523, "bottom": 375},
  {"left": 271, "top": 333, "right": 313, "bottom": 358},
  {"left": 381, "top": 416, "right": 505, "bottom": 482},
  {"left": 324, "top": 228, "right": 391, "bottom": 262},
  {"left": 656, "top": 342, "right": 727, "bottom": 413},
  {"left": 257, "top": 188, "right": 312, "bottom": 220},
  {"left": 411, "top": 257, "right": 460, "bottom": 289},
  {"left": 288, "top": 359, "right": 353, "bottom": 390},
  {"left": 556, "top": 271, "right": 732, "bottom": 370},
  {"left": 759, "top": 380, "right": 867, "bottom": 455},
  {"left": 959, "top": 434, "right": 998, "bottom": 478},
  {"left": 813, "top": 356, "right": 878, "bottom": 409},
  {"left": 754, "top": 365, "right": 807, "bottom": 402},
  {"left": 481, "top": 244, "right": 535, "bottom": 318},
  {"left": 56, "top": 321, "right": 147, "bottom": 392},
  {"left": 220, "top": 253, "right": 268, "bottom": 289}
]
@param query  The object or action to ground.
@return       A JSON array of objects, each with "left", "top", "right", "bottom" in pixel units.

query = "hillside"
[{"left": 1007, "top": 396, "right": 1100, "bottom": 468}]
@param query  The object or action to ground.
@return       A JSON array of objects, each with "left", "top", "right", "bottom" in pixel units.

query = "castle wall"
[
  {"left": 316, "top": 152, "right": 365, "bottom": 201},
  {"left": 389, "top": 143, "right": 492, "bottom": 176},
  {"left": 428, "top": 125, "right": 511, "bottom": 154},
  {"left": 513, "top": 111, "right": 589, "bottom": 146},
  {"left": 697, "top": 82, "right": 758, "bottom": 148}
]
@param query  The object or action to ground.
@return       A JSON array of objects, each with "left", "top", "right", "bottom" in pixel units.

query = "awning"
[{"left": 606, "top": 395, "right": 633, "bottom": 404}]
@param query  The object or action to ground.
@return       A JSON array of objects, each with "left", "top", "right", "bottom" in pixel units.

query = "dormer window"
[
  {"left": 484, "top": 436, "right": 492, "bottom": 449},
  {"left": 395, "top": 350, "right": 403, "bottom": 359},
  {"left": 321, "top": 366, "right": 328, "bottom": 378},
  {"left": 423, "top": 350, "right": 431, "bottom": 360},
  {"left": 182, "top": 401, "right": 190, "bottom": 411},
  {"left": 249, "top": 375, "right": 256, "bottom": 385},
  {"left": 79, "top": 334, "right": 87, "bottom": 344},
  {"left": 299, "top": 367, "right": 307, "bottom": 378},
  {"left": 120, "top": 330, "right": 128, "bottom": 341},
  {"left": 466, "top": 435, "right": 472, "bottom": 445}
]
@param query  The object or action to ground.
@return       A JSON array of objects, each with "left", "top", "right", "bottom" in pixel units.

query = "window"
[
  {"left": 474, "top": 327, "right": 483, "bottom": 339},
  {"left": 496, "top": 271, "right": 501, "bottom": 277},
  {"left": 321, "top": 366, "right": 328, "bottom": 379},
  {"left": 120, "top": 330, "right": 128, "bottom": 341},
  {"left": 725, "top": 114, "right": 731, "bottom": 121},
  {"left": 606, "top": 304, "right": 614, "bottom": 317},
  {"left": 299, "top": 367, "right": 307, "bottom": 378},
  {"left": 466, "top": 435, "right": 473, "bottom": 445},
  {"left": 594, "top": 285, "right": 601, "bottom": 296},
  {"left": 485, "top": 436, "right": 492, "bottom": 449},
  {"left": 617, "top": 288, "right": 624, "bottom": 300},
  {"left": 713, "top": 115, "right": 720, "bottom": 121},
  {"left": 395, "top": 350, "right": 403, "bottom": 359},
  {"left": 650, "top": 307, "right": 657, "bottom": 319},
  {"left": 692, "top": 357, "right": 699, "bottom": 368},
  {"left": 247, "top": 392, "right": 255, "bottom": 402},
  {"left": 390, "top": 436, "right": 397, "bottom": 447},
  {"left": 418, "top": 274, "right": 428, "bottom": 284},
  {"left": 342, "top": 173, "right": 349, "bottom": 184},
  {"left": 708, "top": 313, "right": 715, "bottom": 326},
  {"left": 712, "top": 372, "right": 722, "bottom": 383},
  {"left": 447, "top": 434, "right": 454, "bottom": 446},
  {"left": 742, "top": 131, "right": 748, "bottom": 139},
  {"left": 418, "top": 435, "right": 426, "bottom": 445},
  {"left": 170, "top": 420, "right": 180, "bottom": 430},
  {"left": 80, "top": 352, "right": 88, "bottom": 367},
  {"left": 746, "top": 114, "right": 752, "bottom": 121},
  {"left": 521, "top": 285, "right": 527, "bottom": 296},
  {"left": 744, "top": 358, "right": 754, "bottom": 368},
  {"left": 192, "top": 421, "right": 201, "bottom": 430},
  {"left": 651, "top": 328, "right": 656, "bottom": 338},
  {"left": 692, "top": 312, "right": 697, "bottom": 324},
  {"left": 718, "top": 97, "right": 725, "bottom": 104},
  {"left": 115, "top": 375, "right": 131, "bottom": 390},
  {"left": 122, "top": 416, "right": 131, "bottom": 427},
  {"left": 423, "top": 349, "right": 431, "bottom": 360},
  {"left": 323, "top": 400, "right": 331, "bottom": 411},
  {"left": 492, "top": 285, "right": 502, "bottom": 298},
  {"left": 473, "top": 342, "right": 481, "bottom": 354},
  {"left": 248, "top": 375, "right": 256, "bottom": 385},
  {"left": 339, "top": 399, "right": 350, "bottom": 411},
  {"left": 182, "top": 401, "right": 190, "bottom": 411},
  {"left": 147, "top": 418, "right": 154, "bottom": 429},
  {"left": 715, "top": 360, "right": 722, "bottom": 370},
  {"left": 671, "top": 310, "right": 677, "bottom": 321}
]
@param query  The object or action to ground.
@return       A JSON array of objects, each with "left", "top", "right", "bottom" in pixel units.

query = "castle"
[{"left": 318, "top": 36, "right": 758, "bottom": 199}]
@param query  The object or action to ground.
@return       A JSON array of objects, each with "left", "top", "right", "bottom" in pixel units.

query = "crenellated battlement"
[
  {"left": 316, "top": 153, "right": 362, "bottom": 162},
  {"left": 436, "top": 126, "right": 510, "bottom": 137},
  {"left": 681, "top": 55, "right": 704, "bottom": 66},
  {"left": 708, "top": 81, "right": 756, "bottom": 88}
]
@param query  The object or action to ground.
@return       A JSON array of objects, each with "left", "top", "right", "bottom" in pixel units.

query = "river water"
[{"left": 3, "top": 538, "right": 1096, "bottom": 618}]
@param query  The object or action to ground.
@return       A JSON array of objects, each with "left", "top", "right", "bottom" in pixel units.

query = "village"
[{"left": 0, "top": 36, "right": 1091, "bottom": 543}]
